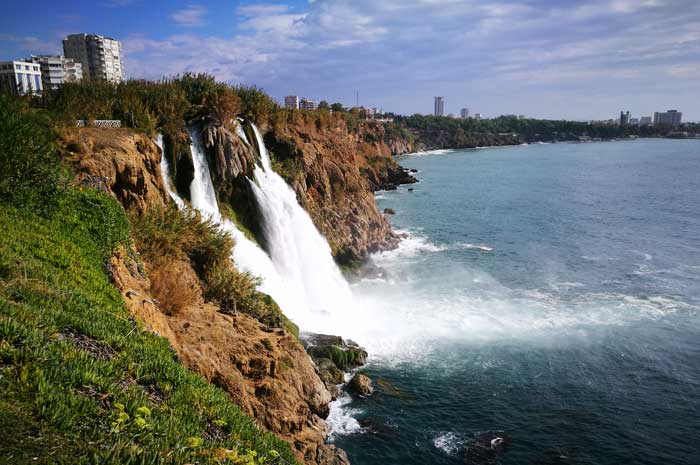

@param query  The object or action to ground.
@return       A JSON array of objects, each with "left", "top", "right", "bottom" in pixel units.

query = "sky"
[{"left": 1, "top": 0, "right": 699, "bottom": 120}]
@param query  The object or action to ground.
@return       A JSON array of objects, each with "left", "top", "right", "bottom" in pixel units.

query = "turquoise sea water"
[{"left": 335, "top": 140, "right": 700, "bottom": 465}]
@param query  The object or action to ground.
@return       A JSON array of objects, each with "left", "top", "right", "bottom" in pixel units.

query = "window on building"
[
  {"left": 15, "top": 64, "right": 21, "bottom": 70},
  {"left": 17, "top": 73, "right": 24, "bottom": 93},
  {"left": 34, "top": 75, "right": 41, "bottom": 92}
]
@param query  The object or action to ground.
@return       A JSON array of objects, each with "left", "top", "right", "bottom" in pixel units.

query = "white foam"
[
  {"left": 373, "top": 230, "right": 447, "bottom": 261},
  {"left": 457, "top": 242, "right": 493, "bottom": 252},
  {"left": 404, "top": 148, "right": 455, "bottom": 157},
  {"left": 434, "top": 432, "right": 464, "bottom": 455},
  {"left": 326, "top": 393, "right": 363, "bottom": 439}
]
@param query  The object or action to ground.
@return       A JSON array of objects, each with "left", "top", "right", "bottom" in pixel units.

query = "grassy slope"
[{"left": 0, "top": 188, "right": 297, "bottom": 465}]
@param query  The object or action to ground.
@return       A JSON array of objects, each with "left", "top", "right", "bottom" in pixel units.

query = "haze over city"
[{"left": 1, "top": 0, "right": 699, "bottom": 119}]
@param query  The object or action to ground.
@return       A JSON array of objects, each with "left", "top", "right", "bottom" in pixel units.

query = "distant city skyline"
[{"left": 1, "top": 0, "right": 699, "bottom": 120}]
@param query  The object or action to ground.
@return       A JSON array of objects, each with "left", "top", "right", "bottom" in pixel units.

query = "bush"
[
  {"left": 0, "top": 93, "right": 61, "bottom": 206},
  {"left": 130, "top": 206, "right": 298, "bottom": 335},
  {"left": 234, "top": 85, "right": 278, "bottom": 127}
]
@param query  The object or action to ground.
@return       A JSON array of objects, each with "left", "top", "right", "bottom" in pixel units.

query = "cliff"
[
  {"left": 57, "top": 113, "right": 416, "bottom": 464},
  {"left": 387, "top": 127, "right": 521, "bottom": 154},
  {"left": 61, "top": 128, "right": 168, "bottom": 214},
  {"left": 59, "top": 128, "right": 348, "bottom": 465},
  {"left": 196, "top": 113, "right": 416, "bottom": 265}
]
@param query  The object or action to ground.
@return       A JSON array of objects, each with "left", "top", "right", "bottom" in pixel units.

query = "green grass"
[{"left": 0, "top": 188, "right": 298, "bottom": 465}]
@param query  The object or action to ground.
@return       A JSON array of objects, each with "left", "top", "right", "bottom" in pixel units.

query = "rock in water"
[
  {"left": 348, "top": 373, "right": 374, "bottom": 397},
  {"left": 302, "top": 333, "right": 368, "bottom": 370},
  {"left": 383, "top": 208, "right": 396, "bottom": 215},
  {"left": 464, "top": 431, "right": 509, "bottom": 464}
]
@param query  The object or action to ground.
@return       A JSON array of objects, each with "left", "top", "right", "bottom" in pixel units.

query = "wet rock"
[
  {"left": 302, "top": 333, "right": 368, "bottom": 371},
  {"left": 315, "top": 358, "right": 344, "bottom": 381},
  {"left": 464, "top": 431, "right": 509, "bottom": 464},
  {"left": 383, "top": 208, "right": 396, "bottom": 215},
  {"left": 348, "top": 373, "right": 373, "bottom": 397}
]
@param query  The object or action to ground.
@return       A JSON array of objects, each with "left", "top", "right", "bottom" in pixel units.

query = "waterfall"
[
  {"left": 184, "top": 122, "right": 355, "bottom": 333},
  {"left": 248, "top": 123, "right": 354, "bottom": 325},
  {"left": 155, "top": 134, "right": 186, "bottom": 209},
  {"left": 186, "top": 126, "right": 303, "bottom": 316}
]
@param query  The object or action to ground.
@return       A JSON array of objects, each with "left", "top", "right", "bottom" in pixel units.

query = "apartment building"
[
  {"left": 0, "top": 60, "right": 42, "bottom": 95},
  {"left": 63, "top": 33, "right": 123, "bottom": 82}
]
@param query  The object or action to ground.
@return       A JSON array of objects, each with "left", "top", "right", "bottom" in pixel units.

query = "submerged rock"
[{"left": 348, "top": 373, "right": 373, "bottom": 397}]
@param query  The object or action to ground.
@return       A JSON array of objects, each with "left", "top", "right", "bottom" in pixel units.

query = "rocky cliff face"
[
  {"left": 61, "top": 117, "right": 417, "bottom": 464},
  {"left": 109, "top": 248, "right": 348, "bottom": 465},
  {"left": 195, "top": 115, "right": 417, "bottom": 265},
  {"left": 61, "top": 128, "right": 348, "bottom": 465},
  {"left": 265, "top": 117, "right": 401, "bottom": 264},
  {"left": 61, "top": 128, "right": 168, "bottom": 214}
]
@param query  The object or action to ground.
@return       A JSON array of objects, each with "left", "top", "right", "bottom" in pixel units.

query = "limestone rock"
[
  {"left": 61, "top": 128, "right": 168, "bottom": 214},
  {"left": 348, "top": 373, "right": 373, "bottom": 397}
]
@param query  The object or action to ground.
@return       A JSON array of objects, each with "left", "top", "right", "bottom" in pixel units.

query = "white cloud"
[
  {"left": 170, "top": 3, "right": 207, "bottom": 27},
  {"left": 121, "top": 0, "right": 700, "bottom": 118}
]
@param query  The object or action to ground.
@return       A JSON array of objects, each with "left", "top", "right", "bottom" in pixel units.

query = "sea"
[{"left": 330, "top": 139, "right": 700, "bottom": 465}]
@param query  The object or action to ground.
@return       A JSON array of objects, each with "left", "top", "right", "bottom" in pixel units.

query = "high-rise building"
[
  {"left": 63, "top": 33, "right": 123, "bottom": 82},
  {"left": 653, "top": 110, "right": 682, "bottom": 126},
  {"left": 460, "top": 107, "right": 469, "bottom": 118},
  {"left": 640, "top": 116, "right": 652, "bottom": 126},
  {"left": 0, "top": 60, "right": 43, "bottom": 95},
  {"left": 474, "top": 113, "right": 482, "bottom": 120},
  {"left": 30, "top": 55, "right": 83, "bottom": 90},
  {"left": 434, "top": 97, "right": 445, "bottom": 116},
  {"left": 299, "top": 98, "right": 317, "bottom": 110},
  {"left": 284, "top": 95, "right": 300, "bottom": 109},
  {"left": 619, "top": 110, "right": 631, "bottom": 126}
]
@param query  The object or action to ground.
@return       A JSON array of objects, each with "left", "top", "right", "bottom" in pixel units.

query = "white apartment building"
[
  {"left": 63, "top": 33, "right": 123, "bottom": 82},
  {"left": 30, "top": 55, "right": 83, "bottom": 90},
  {"left": 284, "top": 95, "right": 300, "bottom": 109},
  {"left": 434, "top": 97, "right": 445, "bottom": 116},
  {"left": 300, "top": 98, "right": 317, "bottom": 110},
  {"left": 0, "top": 60, "right": 42, "bottom": 95}
]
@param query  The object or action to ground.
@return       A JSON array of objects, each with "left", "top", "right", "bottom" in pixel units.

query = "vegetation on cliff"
[
  {"left": 130, "top": 205, "right": 298, "bottom": 336},
  {"left": 0, "top": 89, "right": 299, "bottom": 465},
  {"left": 389, "top": 114, "right": 700, "bottom": 151}
]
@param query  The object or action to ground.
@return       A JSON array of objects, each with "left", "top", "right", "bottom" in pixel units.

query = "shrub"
[
  {"left": 130, "top": 206, "right": 298, "bottom": 335},
  {"left": 234, "top": 85, "right": 278, "bottom": 127},
  {"left": 0, "top": 93, "right": 61, "bottom": 206}
]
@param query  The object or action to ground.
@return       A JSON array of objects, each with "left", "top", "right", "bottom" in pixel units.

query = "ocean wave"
[
  {"left": 457, "top": 242, "right": 493, "bottom": 252},
  {"left": 373, "top": 230, "right": 447, "bottom": 260},
  {"left": 403, "top": 148, "right": 455, "bottom": 156},
  {"left": 326, "top": 392, "right": 363, "bottom": 439},
  {"left": 434, "top": 431, "right": 465, "bottom": 456}
]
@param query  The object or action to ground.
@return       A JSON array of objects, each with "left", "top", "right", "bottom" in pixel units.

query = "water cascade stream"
[
  {"left": 182, "top": 123, "right": 354, "bottom": 332},
  {"left": 155, "top": 134, "right": 186, "bottom": 209}
]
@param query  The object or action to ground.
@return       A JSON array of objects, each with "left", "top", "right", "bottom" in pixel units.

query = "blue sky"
[{"left": 1, "top": 0, "right": 699, "bottom": 120}]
